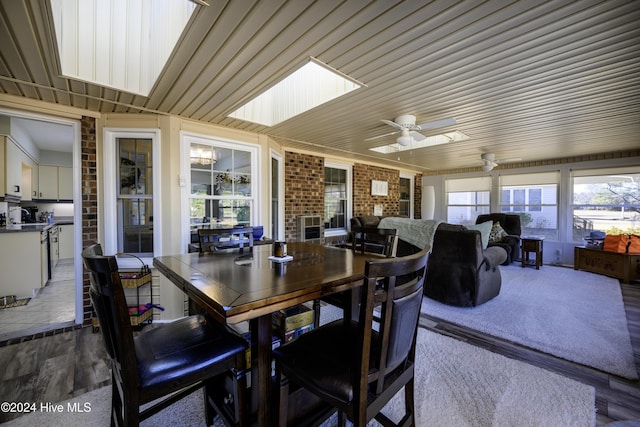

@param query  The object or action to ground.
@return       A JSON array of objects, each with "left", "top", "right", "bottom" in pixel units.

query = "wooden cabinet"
[
  {"left": 58, "top": 224, "right": 74, "bottom": 259},
  {"left": 39, "top": 165, "right": 72, "bottom": 200},
  {"left": 574, "top": 246, "right": 640, "bottom": 284}
]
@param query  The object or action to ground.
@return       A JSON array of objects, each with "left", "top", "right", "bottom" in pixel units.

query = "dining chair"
[
  {"left": 198, "top": 226, "right": 254, "bottom": 253},
  {"left": 351, "top": 226, "right": 399, "bottom": 257},
  {"left": 273, "top": 248, "right": 429, "bottom": 427},
  {"left": 82, "top": 243, "right": 248, "bottom": 427}
]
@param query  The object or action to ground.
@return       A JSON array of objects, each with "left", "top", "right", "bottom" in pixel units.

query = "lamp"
[{"left": 396, "top": 129, "right": 412, "bottom": 146}]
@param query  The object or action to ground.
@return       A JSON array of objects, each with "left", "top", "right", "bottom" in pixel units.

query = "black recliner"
[
  {"left": 425, "top": 227, "right": 507, "bottom": 307},
  {"left": 476, "top": 213, "right": 521, "bottom": 265}
]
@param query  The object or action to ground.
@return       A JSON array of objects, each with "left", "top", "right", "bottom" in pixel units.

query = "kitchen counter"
[{"left": 0, "top": 220, "right": 73, "bottom": 233}]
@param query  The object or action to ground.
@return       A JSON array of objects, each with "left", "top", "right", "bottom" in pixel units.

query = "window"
[
  {"left": 270, "top": 151, "right": 284, "bottom": 240},
  {"left": 103, "top": 129, "right": 161, "bottom": 267},
  {"left": 572, "top": 168, "right": 640, "bottom": 241},
  {"left": 118, "top": 138, "right": 153, "bottom": 255},
  {"left": 501, "top": 188, "right": 542, "bottom": 212},
  {"left": 446, "top": 177, "right": 491, "bottom": 225},
  {"left": 399, "top": 176, "right": 412, "bottom": 217},
  {"left": 324, "top": 163, "right": 351, "bottom": 235},
  {"left": 185, "top": 135, "right": 258, "bottom": 244},
  {"left": 500, "top": 172, "right": 559, "bottom": 240}
]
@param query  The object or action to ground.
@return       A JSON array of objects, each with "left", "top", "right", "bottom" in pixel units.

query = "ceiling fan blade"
[
  {"left": 414, "top": 118, "right": 457, "bottom": 131},
  {"left": 364, "top": 130, "right": 399, "bottom": 141},
  {"left": 380, "top": 119, "right": 404, "bottom": 130},
  {"left": 496, "top": 157, "right": 522, "bottom": 164},
  {"left": 409, "top": 131, "right": 426, "bottom": 142}
]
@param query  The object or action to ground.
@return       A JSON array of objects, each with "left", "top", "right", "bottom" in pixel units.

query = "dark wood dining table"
[{"left": 153, "top": 241, "right": 374, "bottom": 426}]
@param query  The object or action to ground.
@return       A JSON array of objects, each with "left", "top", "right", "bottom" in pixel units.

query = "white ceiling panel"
[{"left": 0, "top": 0, "right": 638, "bottom": 171}]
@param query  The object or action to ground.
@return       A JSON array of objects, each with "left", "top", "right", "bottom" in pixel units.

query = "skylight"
[
  {"left": 369, "top": 131, "right": 470, "bottom": 154},
  {"left": 228, "top": 57, "right": 364, "bottom": 126},
  {"left": 50, "top": 0, "right": 197, "bottom": 96}
]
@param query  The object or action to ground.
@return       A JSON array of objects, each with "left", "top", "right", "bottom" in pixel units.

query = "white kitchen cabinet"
[
  {"left": 38, "top": 165, "right": 58, "bottom": 199},
  {"left": 40, "top": 230, "right": 48, "bottom": 287},
  {"left": 58, "top": 166, "right": 73, "bottom": 200},
  {"left": 3, "top": 137, "right": 23, "bottom": 198},
  {"left": 58, "top": 224, "right": 74, "bottom": 259},
  {"left": 0, "top": 231, "right": 41, "bottom": 298},
  {"left": 38, "top": 165, "right": 73, "bottom": 200}
]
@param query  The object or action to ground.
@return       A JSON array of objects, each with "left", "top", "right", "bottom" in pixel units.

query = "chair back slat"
[
  {"left": 352, "top": 227, "right": 398, "bottom": 257},
  {"left": 198, "top": 227, "right": 254, "bottom": 253}
]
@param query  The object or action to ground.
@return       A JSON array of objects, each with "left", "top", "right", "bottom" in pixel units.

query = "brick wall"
[
  {"left": 353, "top": 164, "right": 400, "bottom": 217},
  {"left": 284, "top": 152, "right": 324, "bottom": 241},
  {"left": 81, "top": 116, "right": 97, "bottom": 326}
]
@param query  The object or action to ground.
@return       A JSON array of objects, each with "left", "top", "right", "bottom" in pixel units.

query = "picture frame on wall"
[{"left": 371, "top": 180, "right": 388, "bottom": 196}]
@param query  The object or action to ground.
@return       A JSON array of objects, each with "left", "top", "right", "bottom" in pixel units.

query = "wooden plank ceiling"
[{"left": 0, "top": 0, "right": 638, "bottom": 173}]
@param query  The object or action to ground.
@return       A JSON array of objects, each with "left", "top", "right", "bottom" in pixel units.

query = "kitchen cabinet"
[
  {"left": 40, "top": 230, "right": 48, "bottom": 287},
  {"left": 38, "top": 165, "right": 58, "bottom": 199},
  {"left": 38, "top": 165, "right": 72, "bottom": 200},
  {"left": 58, "top": 224, "right": 74, "bottom": 259},
  {"left": 58, "top": 167, "right": 73, "bottom": 200},
  {"left": 0, "top": 232, "right": 41, "bottom": 298},
  {"left": 1, "top": 136, "right": 23, "bottom": 198},
  {"left": 49, "top": 225, "right": 59, "bottom": 269}
]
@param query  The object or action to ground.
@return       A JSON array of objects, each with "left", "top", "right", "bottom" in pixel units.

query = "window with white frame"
[
  {"left": 186, "top": 136, "right": 258, "bottom": 243},
  {"left": 324, "top": 163, "right": 351, "bottom": 234},
  {"left": 446, "top": 176, "right": 491, "bottom": 225},
  {"left": 500, "top": 172, "right": 559, "bottom": 239},
  {"left": 103, "top": 129, "right": 161, "bottom": 266},
  {"left": 571, "top": 168, "right": 640, "bottom": 241},
  {"left": 399, "top": 176, "right": 412, "bottom": 217}
]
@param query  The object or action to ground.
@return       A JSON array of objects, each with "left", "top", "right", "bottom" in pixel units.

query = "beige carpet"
[
  {"left": 422, "top": 264, "right": 637, "bottom": 379},
  {"left": 4, "top": 328, "right": 595, "bottom": 427}
]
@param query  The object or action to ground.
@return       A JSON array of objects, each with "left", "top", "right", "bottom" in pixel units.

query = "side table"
[{"left": 521, "top": 237, "right": 544, "bottom": 269}]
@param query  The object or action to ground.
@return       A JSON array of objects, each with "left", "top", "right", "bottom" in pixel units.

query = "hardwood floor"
[{"left": 0, "top": 281, "right": 638, "bottom": 425}]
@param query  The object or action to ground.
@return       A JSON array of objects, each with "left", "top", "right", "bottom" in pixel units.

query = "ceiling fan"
[
  {"left": 480, "top": 153, "right": 522, "bottom": 171},
  {"left": 365, "top": 115, "right": 457, "bottom": 146}
]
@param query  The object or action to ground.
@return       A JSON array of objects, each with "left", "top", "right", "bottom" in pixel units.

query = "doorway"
[{"left": 0, "top": 109, "right": 81, "bottom": 341}]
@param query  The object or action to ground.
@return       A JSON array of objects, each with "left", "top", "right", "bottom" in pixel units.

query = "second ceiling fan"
[{"left": 365, "top": 115, "right": 457, "bottom": 146}]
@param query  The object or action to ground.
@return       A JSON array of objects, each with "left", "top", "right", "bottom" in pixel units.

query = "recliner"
[
  {"left": 425, "top": 228, "right": 507, "bottom": 307},
  {"left": 476, "top": 213, "right": 522, "bottom": 265},
  {"left": 82, "top": 243, "right": 248, "bottom": 427}
]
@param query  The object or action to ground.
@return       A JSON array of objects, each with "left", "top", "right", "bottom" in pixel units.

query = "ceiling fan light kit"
[
  {"left": 479, "top": 153, "right": 521, "bottom": 171},
  {"left": 368, "top": 114, "right": 462, "bottom": 151}
]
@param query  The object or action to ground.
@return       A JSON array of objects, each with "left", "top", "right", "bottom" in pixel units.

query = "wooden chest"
[{"left": 574, "top": 246, "right": 640, "bottom": 284}]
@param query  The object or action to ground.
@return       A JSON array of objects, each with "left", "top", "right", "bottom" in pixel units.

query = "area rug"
[
  {"left": 422, "top": 264, "right": 638, "bottom": 379},
  {"left": 4, "top": 328, "right": 596, "bottom": 427}
]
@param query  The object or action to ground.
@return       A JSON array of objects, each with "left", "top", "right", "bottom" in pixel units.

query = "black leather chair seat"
[
  {"left": 273, "top": 320, "right": 380, "bottom": 405},
  {"left": 135, "top": 315, "right": 248, "bottom": 393}
]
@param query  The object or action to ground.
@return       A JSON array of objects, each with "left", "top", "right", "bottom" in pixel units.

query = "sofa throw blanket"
[{"left": 378, "top": 217, "right": 442, "bottom": 251}]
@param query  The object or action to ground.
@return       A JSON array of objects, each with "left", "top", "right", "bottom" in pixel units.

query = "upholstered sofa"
[
  {"left": 475, "top": 213, "right": 522, "bottom": 265},
  {"left": 424, "top": 223, "right": 508, "bottom": 307},
  {"left": 350, "top": 215, "right": 422, "bottom": 256}
]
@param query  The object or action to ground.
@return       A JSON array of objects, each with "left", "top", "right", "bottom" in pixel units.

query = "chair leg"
[
  {"left": 404, "top": 378, "right": 416, "bottom": 427},
  {"left": 275, "top": 368, "right": 290, "bottom": 427},
  {"left": 204, "top": 381, "right": 216, "bottom": 427}
]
